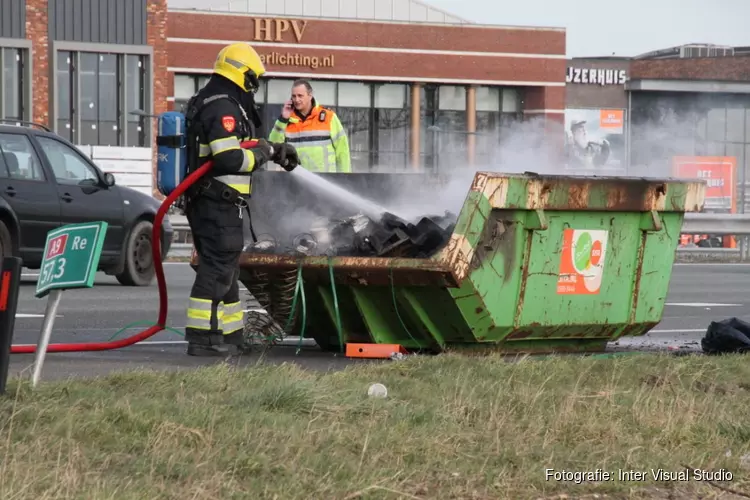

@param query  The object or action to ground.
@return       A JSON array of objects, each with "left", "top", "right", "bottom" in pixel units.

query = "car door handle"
[
  {"left": 61, "top": 193, "right": 73, "bottom": 202},
  {"left": 4, "top": 186, "right": 15, "bottom": 197}
]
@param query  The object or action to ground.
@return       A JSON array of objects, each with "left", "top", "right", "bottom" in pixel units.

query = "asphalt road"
[{"left": 6, "top": 262, "right": 750, "bottom": 382}]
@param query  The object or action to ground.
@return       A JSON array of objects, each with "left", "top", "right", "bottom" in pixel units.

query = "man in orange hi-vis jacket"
[{"left": 268, "top": 79, "right": 352, "bottom": 173}]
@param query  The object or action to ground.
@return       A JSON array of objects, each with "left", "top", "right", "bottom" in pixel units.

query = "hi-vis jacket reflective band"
[
  {"left": 199, "top": 135, "right": 255, "bottom": 194},
  {"left": 269, "top": 104, "right": 351, "bottom": 173},
  {"left": 186, "top": 297, "right": 245, "bottom": 335}
]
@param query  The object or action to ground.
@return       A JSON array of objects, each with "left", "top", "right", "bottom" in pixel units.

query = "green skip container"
[{"left": 235, "top": 171, "right": 706, "bottom": 354}]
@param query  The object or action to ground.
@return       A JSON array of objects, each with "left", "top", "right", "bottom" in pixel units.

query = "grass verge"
[{"left": 1, "top": 352, "right": 750, "bottom": 499}]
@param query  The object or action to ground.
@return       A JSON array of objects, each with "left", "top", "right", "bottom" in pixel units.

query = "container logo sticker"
[{"left": 557, "top": 229, "right": 608, "bottom": 295}]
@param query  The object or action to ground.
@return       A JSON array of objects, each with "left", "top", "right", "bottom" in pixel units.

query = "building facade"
[
  {"left": 166, "top": 0, "right": 567, "bottom": 172},
  {"left": 565, "top": 44, "right": 750, "bottom": 217},
  {"left": 0, "top": 0, "right": 169, "bottom": 196},
  {"left": 2, "top": 0, "right": 564, "bottom": 193}
]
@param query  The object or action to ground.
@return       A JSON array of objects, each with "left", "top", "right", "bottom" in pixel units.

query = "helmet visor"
[
  {"left": 224, "top": 56, "right": 261, "bottom": 92},
  {"left": 243, "top": 70, "right": 260, "bottom": 93}
]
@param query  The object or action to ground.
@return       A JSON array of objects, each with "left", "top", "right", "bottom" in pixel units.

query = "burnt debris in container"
[{"left": 257, "top": 210, "right": 458, "bottom": 258}]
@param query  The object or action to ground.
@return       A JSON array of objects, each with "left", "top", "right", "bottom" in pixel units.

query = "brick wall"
[
  {"left": 523, "top": 86, "right": 565, "bottom": 111},
  {"left": 25, "top": 0, "right": 48, "bottom": 126},
  {"left": 521, "top": 86, "right": 566, "bottom": 157},
  {"left": 147, "top": 0, "right": 168, "bottom": 199},
  {"left": 167, "top": 12, "right": 567, "bottom": 89},
  {"left": 169, "top": 12, "right": 566, "bottom": 56},
  {"left": 631, "top": 55, "right": 750, "bottom": 81}
]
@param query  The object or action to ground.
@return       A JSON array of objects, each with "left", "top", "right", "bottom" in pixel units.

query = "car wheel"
[
  {"left": 0, "top": 220, "right": 12, "bottom": 260},
  {"left": 116, "top": 220, "right": 156, "bottom": 286}
]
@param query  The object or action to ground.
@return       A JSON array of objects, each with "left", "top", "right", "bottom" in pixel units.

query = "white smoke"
[
  {"left": 250, "top": 106, "right": 717, "bottom": 250},
  {"left": 366, "top": 116, "right": 566, "bottom": 220}
]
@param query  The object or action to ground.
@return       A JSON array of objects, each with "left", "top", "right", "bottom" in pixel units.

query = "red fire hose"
[{"left": 10, "top": 140, "right": 259, "bottom": 354}]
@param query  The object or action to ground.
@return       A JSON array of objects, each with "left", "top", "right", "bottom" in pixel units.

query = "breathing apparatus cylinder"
[{"left": 155, "top": 111, "right": 189, "bottom": 196}]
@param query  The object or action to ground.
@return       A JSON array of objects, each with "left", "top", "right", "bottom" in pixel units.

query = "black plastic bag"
[{"left": 701, "top": 317, "right": 750, "bottom": 354}]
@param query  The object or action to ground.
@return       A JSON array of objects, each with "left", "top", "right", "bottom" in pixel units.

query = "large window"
[
  {"left": 126, "top": 55, "right": 148, "bottom": 149},
  {"left": 418, "top": 85, "right": 472, "bottom": 170},
  {"left": 0, "top": 46, "right": 29, "bottom": 122},
  {"left": 630, "top": 92, "right": 750, "bottom": 212},
  {"left": 55, "top": 48, "right": 150, "bottom": 147},
  {"left": 419, "top": 85, "right": 438, "bottom": 170},
  {"left": 171, "top": 76, "right": 416, "bottom": 172},
  {"left": 336, "top": 82, "right": 371, "bottom": 172},
  {"left": 435, "top": 85, "right": 467, "bottom": 169},
  {"left": 173, "top": 73, "right": 212, "bottom": 113},
  {"left": 373, "top": 84, "right": 409, "bottom": 170},
  {"left": 475, "top": 87, "right": 500, "bottom": 167},
  {"left": 475, "top": 86, "right": 522, "bottom": 167},
  {"left": 420, "top": 84, "right": 523, "bottom": 171}
]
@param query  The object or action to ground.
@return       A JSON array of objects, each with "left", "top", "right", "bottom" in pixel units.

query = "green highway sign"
[{"left": 35, "top": 222, "right": 108, "bottom": 298}]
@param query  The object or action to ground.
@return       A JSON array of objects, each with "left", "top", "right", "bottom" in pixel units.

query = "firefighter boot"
[
  {"left": 223, "top": 330, "right": 249, "bottom": 354},
  {"left": 186, "top": 330, "right": 236, "bottom": 357},
  {"left": 187, "top": 343, "right": 237, "bottom": 357}
]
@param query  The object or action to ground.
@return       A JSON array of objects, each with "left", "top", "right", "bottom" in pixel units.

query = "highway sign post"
[{"left": 32, "top": 222, "right": 108, "bottom": 387}]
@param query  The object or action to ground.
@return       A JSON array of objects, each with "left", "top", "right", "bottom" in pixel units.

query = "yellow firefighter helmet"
[{"left": 212, "top": 42, "right": 266, "bottom": 93}]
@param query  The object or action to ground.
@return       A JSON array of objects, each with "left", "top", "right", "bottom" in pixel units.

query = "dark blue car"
[{"left": 0, "top": 120, "right": 173, "bottom": 286}]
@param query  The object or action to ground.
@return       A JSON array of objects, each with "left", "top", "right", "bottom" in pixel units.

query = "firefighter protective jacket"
[{"left": 188, "top": 76, "right": 267, "bottom": 196}]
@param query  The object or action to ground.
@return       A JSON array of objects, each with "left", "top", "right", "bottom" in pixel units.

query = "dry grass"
[{"left": 1, "top": 352, "right": 750, "bottom": 499}]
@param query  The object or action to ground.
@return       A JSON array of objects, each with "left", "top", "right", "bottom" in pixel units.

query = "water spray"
[{"left": 290, "top": 167, "right": 400, "bottom": 220}]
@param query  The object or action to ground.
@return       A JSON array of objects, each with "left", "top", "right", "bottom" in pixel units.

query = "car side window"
[
  {"left": 0, "top": 148, "right": 10, "bottom": 179},
  {"left": 36, "top": 136, "right": 100, "bottom": 185},
  {"left": 0, "top": 133, "right": 47, "bottom": 182}
]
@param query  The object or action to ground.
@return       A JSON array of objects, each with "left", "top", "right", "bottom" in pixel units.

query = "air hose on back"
[{"left": 9, "top": 140, "right": 258, "bottom": 354}]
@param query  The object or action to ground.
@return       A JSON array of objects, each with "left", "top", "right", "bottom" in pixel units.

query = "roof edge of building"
[
  {"left": 406, "top": 0, "right": 474, "bottom": 24},
  {"left": 569, "top": 56, "right": 632, "bottom": 61},
  {"left": 166, "top": 8, "right": 567, "bottom": 32}
]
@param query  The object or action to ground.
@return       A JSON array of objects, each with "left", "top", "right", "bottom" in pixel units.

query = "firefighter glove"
[
  {"left": 271, "top": 142, "right": 299, "bottom": 172},
  {"left": 252, "top": 138, "right": 274, "bottom": 166}
]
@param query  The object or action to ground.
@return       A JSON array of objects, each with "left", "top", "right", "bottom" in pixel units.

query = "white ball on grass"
[{"left": 367, "top": 383, "right": 388, "bottom": 398}]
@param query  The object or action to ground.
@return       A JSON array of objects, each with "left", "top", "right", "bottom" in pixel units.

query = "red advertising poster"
[
  {"left": 672, "top": 156, "right": 736, "bottom": 211},
  {"left": 672, "top": 156, "right": 737, "bottom": 248}
]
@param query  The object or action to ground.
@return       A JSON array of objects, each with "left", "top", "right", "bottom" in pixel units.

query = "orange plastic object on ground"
[{"left": 345, "top": 343, "right": 407, "bottom": 359}]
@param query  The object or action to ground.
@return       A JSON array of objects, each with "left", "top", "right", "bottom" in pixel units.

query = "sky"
[{"left": 423, "top": 0, "right": 749, "bottom": 58}]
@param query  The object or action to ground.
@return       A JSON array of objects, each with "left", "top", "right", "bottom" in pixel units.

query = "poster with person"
[{"left": 564, "top": 108, "right": 626, "bottom": 172}]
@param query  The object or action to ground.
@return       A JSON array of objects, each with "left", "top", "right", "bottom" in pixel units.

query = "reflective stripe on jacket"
[
  {"left": 188, "top": 86, "right": 260, "bottom": 196},
  {"left": 269, "top": 104, "right": 351, "bottom": 173},
  {"left": 198, "top": 133, "right": 255, "bottom": 194}
]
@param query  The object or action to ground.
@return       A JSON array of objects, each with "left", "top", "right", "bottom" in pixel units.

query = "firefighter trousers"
[{"left": 185, "top": 194, "right": 245, "bottom": 347}]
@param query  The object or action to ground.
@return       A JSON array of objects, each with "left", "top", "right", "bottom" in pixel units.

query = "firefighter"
[
  {"left": 268, "top": 79, "right": 352, "bottom": 173},
  {"left": 183, "top": 42, "right": 299, "bottom": 357}
]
